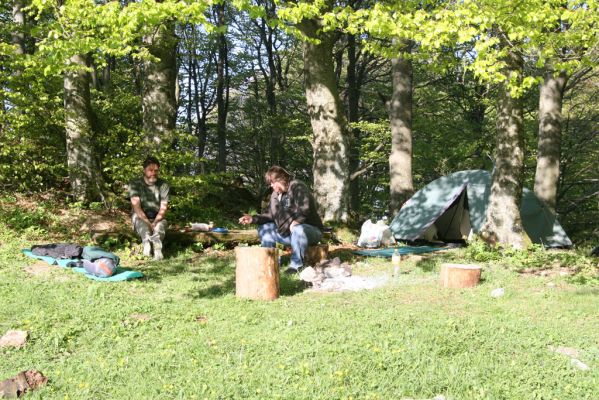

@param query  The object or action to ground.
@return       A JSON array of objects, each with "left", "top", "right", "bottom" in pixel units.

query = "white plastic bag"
[{"left": 357, "top": 219, "right": 395, "bottom": 248}]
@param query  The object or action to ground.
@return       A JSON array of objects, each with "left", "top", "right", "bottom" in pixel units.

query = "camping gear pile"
[{"left": 30, "top": 244, "right": 119, "bottom": 278}]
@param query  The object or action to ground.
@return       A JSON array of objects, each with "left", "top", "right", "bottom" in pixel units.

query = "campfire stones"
[
  {"left": 0, "top": 330, "right": 28, "bottom": 349},
  {"left": 299, "top": 257, "right": 352, "bottom": 288}
]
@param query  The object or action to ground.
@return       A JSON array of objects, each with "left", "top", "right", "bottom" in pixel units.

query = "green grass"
[{"left": 1, "top": 199, "right": 598, "bottom": 399}]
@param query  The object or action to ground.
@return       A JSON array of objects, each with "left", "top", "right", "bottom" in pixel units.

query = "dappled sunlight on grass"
[{"left": 1, "top": 196, "right": 598, "bottom": 399}]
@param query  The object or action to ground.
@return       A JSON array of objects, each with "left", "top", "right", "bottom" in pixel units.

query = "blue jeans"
[{"left": 257, "top": 222, "right": 323, "bottom": 270}]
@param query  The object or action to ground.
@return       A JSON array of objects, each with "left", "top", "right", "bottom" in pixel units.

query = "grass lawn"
[
  {"left": 2, "top": 241, "right": 598, "bottom": 400},
  {"left": 0, "top": 195, "right": 598, "bottom": 399}
]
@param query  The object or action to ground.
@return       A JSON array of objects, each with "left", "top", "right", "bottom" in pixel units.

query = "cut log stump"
[
  {"left": 440, "top": 263, "right": 482, "bottom": 288},
  {"left": 305, "top": 244, "right": 329, "bottom": 266},
  {"left": 235, "top": 247, "right": 279, "bottom": 300}
]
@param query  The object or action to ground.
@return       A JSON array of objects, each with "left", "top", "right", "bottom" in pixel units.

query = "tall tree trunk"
[
  {"left": 534, "top": 68, "right": 568, "bottom": 213},
  {"left": 64, "top": 54, "right": 103, "bottom": 203},
  {"left": 298, "top": 19, "right": 350, "bottom": 223},
  {"left": 191, "top": 57, "right": 209, "bottom": 164},
  {"left": 347, "top": 33, "right": 361, "bottom": 215},
  {"left": 12, "top": 0, "right": 26, "bottom": 56},
  {"left": 481, "top": 50, "right": 526, "bottom": 249},
  {"left": 388, "top": 41, "right": 414, "bottom": 215},
  {"left": 215, "top": 3, "right": 229, "bottom": 172},
  {"left": 4, "top": 0, "right": 27, "bottom": 135},
  {"left": 141, "top": 21, "right": 177, "bottom": 150}
]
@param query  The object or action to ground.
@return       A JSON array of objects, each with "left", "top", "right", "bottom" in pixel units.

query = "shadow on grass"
[{"left": 183, "top": 255, "right": 308, "bottom": 299}]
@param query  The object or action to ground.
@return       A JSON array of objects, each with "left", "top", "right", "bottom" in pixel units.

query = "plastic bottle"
[{"left": 392, "top": 248, "right": 401, "bottom": 277}]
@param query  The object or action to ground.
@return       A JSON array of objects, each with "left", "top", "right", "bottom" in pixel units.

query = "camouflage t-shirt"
[{"left": 128, "top": 178, "right": 170, "bottom": 214}]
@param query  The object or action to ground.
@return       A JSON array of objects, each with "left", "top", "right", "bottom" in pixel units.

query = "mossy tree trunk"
[
  {"left": 534, "top": 68, "right": 568, "bottom": 213},
  {"left": 388, "top": 41, "right": 414, "bottom": 215},
  {"left": 64, "top": 54, "right": 103, "bottom": 203},
  {"left": 481, "top": 49, "right": 526, "bottom": 249},
  {"left": 298, "top": 18, "right": 349, "bottom": 223},
  {"left": 142, "top": 21, "right": 177, "bottom": 150}
]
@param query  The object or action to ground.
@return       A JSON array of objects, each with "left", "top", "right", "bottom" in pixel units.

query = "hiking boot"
[{"left": 142, "top": 240, "right": 152, "bottom": 257}]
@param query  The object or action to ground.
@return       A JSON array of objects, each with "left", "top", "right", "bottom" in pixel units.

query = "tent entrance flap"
[{"left": 435, "top": 190, "right": 472, "bottom": 241}]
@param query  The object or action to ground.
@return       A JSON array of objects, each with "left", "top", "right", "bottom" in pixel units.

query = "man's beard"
[{"left": 146, "top": 176, "right": 158, "bottom": 184}]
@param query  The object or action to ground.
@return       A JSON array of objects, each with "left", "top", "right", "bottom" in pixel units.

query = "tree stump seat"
[
  {"left": 440, "top": 263, "right": 482, "bottom": 288},
  {"left": 235, "top": 247, "right": 280, "bottom": 300}
]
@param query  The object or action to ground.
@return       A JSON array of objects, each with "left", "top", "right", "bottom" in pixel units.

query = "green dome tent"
[{"left": 389, "top": 170, "right": 572, "bottom": 248}]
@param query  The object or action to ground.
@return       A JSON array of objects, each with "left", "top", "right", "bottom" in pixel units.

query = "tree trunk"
[
  {"left": 141, "top": 21, "right": 177, "bottom": 150},
  {"left": 388, "top": 41, "right": 414, "bottom": 215},
  {"left": 481, "top": 50, "right": 526, "bottom": 249},
  {"left": 347, "top": 33, "right": 361, "bottom": 215},
  {"left": 215, "top": 3, "right": 229, "bottom": 172},
  {"left": 534, "top": 68, "right": 568, "bottom": 213},
  {"left": 64, "top": 54, "right": 103, "bottom": 203},
  {"left": 298, "top": 19, "right": 350, "bottom": 223},
  {"left": 12, "top": 0, "right": 26, "bottom": 56}
]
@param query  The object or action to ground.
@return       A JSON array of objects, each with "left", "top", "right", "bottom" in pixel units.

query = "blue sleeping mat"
[
  {"left": 353, "top": 246, "right": 445, "bottom": 257},
  {"left": 22, "top": 249, "right": 143, "bottom": 281}
]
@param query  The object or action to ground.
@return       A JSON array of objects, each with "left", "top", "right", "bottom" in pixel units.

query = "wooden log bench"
[
  {"left": 93, "top": 227, "right": 332, "bottom": 248},
  {"left": 166, "top": 228, "right": 332, "bottom": 246}
]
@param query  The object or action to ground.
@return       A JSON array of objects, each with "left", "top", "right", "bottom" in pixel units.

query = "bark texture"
[
  {"left": 534, "top": 69, "right": 568, "bottom": 212},
  {"left": 12, "top": 0, "right": 26, "bottom": 56},
  {"left": 64, "top": 54, "right": 103, "bottom": 203},
  {"left": 215, "top": 3, "right": 229, "bottom": 172},
  {"left": 347, "top": 33, "right": 361, "bottom": 214},
  {"left": 142, "top": 22, "right": 177, "bottom": 149},
  {"left": 481, "top": 51, "right": 526, "bottom": 249},
  {"left": 299, "top": 19, "right": 350, "bottom": 223},
  {"left": 388, "top": 42, "right": 414, "bottom": 215}
]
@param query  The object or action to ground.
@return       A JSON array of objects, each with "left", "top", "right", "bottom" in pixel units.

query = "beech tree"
[
  {"left": 388, "top": 40, "right": 414, "bottom": 214},
  {"left": 64, "top": 54, "right": 104, "bottom": 202},
  {"left": 407, "top": 0, "right": 597, "bottom": 248},
  {"left": 278, "top": 0, "right": 351, "bottom": 222},
  {"left": 534, "top": 67, "right": 568, "bottom": 213},
  {"left": 142, "top": 20, "right": 178, "bottom": 149}
]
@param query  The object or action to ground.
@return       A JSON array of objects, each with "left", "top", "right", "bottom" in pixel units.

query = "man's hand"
[{"left": 238, "top": 214, "right": 253, "bottom": 225}]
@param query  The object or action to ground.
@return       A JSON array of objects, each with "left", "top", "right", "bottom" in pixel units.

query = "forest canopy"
[{"left": 1, "top": 0, "right": 597, "bottom": 245}]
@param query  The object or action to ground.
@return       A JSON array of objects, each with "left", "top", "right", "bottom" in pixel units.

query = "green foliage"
[
  {"left": 464, "top": 236, "right": 598, "bottom": 281},
  {"left": 0, "top": 207, "right": 49, "bottom": 233},
  {"left": 168, "top": 173, "right": 257, "bottom": 226}
]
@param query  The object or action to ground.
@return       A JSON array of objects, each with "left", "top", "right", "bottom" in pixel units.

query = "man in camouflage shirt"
[{"left": 129, "top": 156, "right": 170, "bottom": 260}]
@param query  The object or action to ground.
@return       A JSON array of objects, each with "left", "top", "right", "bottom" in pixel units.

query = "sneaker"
[
  {"left": 153, "top": 240, "right": 163, "bottom": 261},
  {"left": 284, "top": 265, "right": 303, "bottom": 275},
  {"left": 142, "top": 240, "right": 152, "bottom": 257}
]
